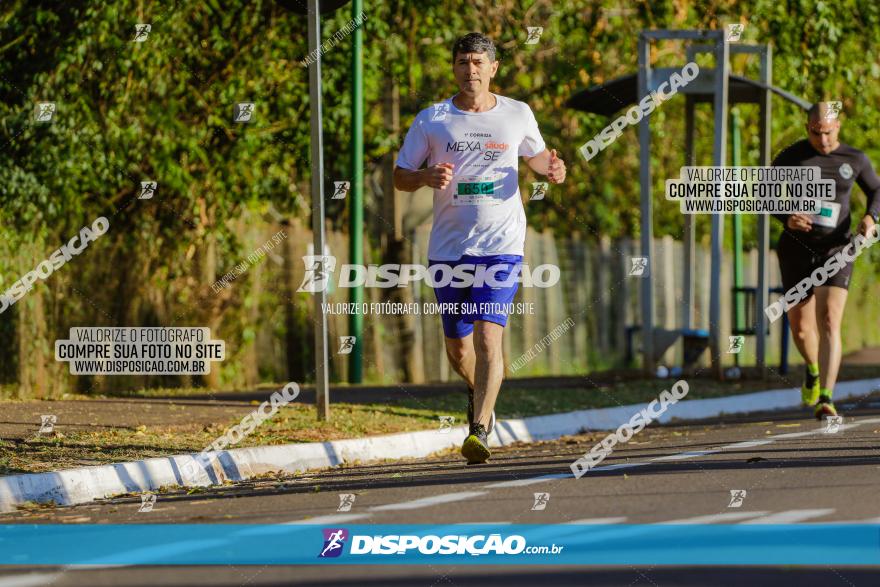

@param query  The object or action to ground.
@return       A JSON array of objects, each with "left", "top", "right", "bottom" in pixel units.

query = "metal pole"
[
  {"left": 756, "top": 45, "right": 772, "bottom": 377},
  {"left": 710, "top": 32, "right": 730, "bottom": 379},
  {"left": 683, "top": 95, "right": 696, "bottom": 330},
  {"left": 732, "top": 108, "right": 744, "bottom": 368},
  {"left": 348, "top": 0, "right": 364, "bottom": 383},
  {"left": 637, "top": 33, "right": 654, "bottom": 375},
  {"left": 307, "top": 0, "right": 330, "bottom": 419}
]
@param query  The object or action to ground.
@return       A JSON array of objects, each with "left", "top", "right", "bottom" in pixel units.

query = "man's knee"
[
  {"left": 791, "top": 327, "right": 813, "bottom": 343},
  {"left": 445, "top": 340, "right": 471, "bottom": 366},
  {"left": 473, "top": 325, "right": 503, "bottom": 357},
  {"left": 818, "top": 310, "right": 842, "bottom": 336}
]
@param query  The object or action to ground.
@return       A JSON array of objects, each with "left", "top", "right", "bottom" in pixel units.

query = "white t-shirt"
[{"left": 395, "top": 93, "right": 546, "bottom": 261}]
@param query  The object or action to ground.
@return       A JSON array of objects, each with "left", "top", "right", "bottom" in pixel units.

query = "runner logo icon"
[
  {"left": 319, "top": 528, "right": 348, "bottom": 558},
  {"left": 297, "top": 255, "right": 337, "bottom": 293}
]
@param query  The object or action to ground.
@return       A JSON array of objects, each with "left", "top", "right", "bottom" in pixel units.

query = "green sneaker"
[
  {"left": 461, "top": 423, "right": 491, "bottom": 465},
  {"left": 814, "top": 395, "right": 837, "bottom": 420},
  {"left": 801, "top": 368, "right": 820, "bottom": 406}
]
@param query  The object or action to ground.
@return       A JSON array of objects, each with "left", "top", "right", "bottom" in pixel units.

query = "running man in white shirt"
[{"left": 393, "top": 33, "right": 566, "bottom": 464}]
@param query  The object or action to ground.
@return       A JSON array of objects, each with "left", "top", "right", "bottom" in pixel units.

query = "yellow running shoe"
[
  {"left": 461, "top": 424, "right": 490, "bottom": 465},
  {"left": 813, "top": 396, "right": 837, "bottom": 420},
  {"left": 801, "top": 368, "right": 820, "bottom": 406}
]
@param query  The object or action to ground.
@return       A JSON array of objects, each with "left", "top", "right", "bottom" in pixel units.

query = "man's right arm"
[
  {"left": 394, "top": 163, "right": 455, "bottom": 191},
  {"left": 771, "top": 147, "right": 812, "bottom": 232},
  {"left": 393, "top": 167, "right": 427, "bottom": 192}
]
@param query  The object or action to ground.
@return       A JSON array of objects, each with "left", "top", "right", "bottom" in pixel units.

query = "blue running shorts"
[{"left": 427, "top": 254, "right": 523, "bottom": 339}]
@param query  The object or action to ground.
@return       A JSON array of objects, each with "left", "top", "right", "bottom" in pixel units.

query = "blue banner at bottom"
[{"left": 0, "top": 524, "right": 878, "bottom": 565}]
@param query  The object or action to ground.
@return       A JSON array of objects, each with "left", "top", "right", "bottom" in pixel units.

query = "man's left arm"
[
  {"left": 525, "top": 149, "right": 566, "bottom": 184},
  {"left": 856, "top": 152, "right": 880, "bottom": 237}
]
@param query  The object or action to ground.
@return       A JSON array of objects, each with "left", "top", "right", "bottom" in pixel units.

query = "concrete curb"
[{"left": 2, "top": 377, "right": 878, "bottom": 513}]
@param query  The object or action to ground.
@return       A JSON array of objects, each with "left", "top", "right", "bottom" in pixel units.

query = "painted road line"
[
  {"left": 594, "top": 462, "right": 650, "bottom": 471},
  {"left": 0, "top": 573, "right": 64, "bottom": 587},
  {"left": 483, "top": 473, "right": 571, "bottom": 489},
  {"left": 723, "top": 439, "right": 774, "bottom": 449},
  {"left": 369, "top": 491, "right": 487, "bottom": 511},
  {"left": 284, "top": 513, "right": 371, "bottom": 524},
  {"left": 657, "top": 511, "right": 770, "bottom": 524},
  {"left": 740, "top": 509, "right": 835, "bottom": 524},
  {"left": 564, "top": 517, "right": 628, "bottom": 524},
  {"left": 650, "top": 450, "right": 722, "bottom": 462}
]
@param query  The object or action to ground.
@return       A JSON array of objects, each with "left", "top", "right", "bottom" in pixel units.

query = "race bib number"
[
  {"left": 452, "top": 173, "right": 502, "bottom": 206},
  {"left": 812, "top": 201, "right": 841, "bottom": 228}
]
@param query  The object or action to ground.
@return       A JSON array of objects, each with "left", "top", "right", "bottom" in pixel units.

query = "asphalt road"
[{"left": 2, "top": 395, "right": 880, "bottom": 586}]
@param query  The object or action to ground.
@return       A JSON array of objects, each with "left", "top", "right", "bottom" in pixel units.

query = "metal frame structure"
[{"left": 638, "top": 30, "right": 773, "bottom": 379}]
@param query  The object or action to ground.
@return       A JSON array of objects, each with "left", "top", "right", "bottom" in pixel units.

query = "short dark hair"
[{"left": 451, "top": 32, "right": 496, "bottom": 63}]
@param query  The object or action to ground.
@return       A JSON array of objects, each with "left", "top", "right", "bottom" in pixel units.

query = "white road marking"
[
  {"left": 650, "top": 450, "right": 721, "bottom": 462},
  {"left": 740, "top": 508, "right": 835, "bottom": 524},
  {"left": 656, "top": 511, "right": 770, "bottom": 524},
  {"left": 770, "top": 431, "right": 821, "bottom": 439},
  {"left": 284, "top": 513, "right": 371, "bottom": 524},
  {"left": 369, "top": 491, "right": 486, "bottom": 511},
  {"left": 564, "top": 517, "right": 628, "bottom": 524},
  {"left": 483, "top": 473, "right": 570, "bottom": 488},
  {"left": 0, "top": 573, "right": 64, "bottom": 587},
  {"left": 722, "top": 439, "right": 773, "bottom": 449},
  {"left": 594, "top": 462, "right": 649, "bottom": 471}
]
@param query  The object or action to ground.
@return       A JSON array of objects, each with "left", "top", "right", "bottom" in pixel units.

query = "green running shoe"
[
  {"left": 814, "top": 395, "right": 837, "bottom": 420},
  {"left": 801, "top": 368, "right": 820, "bottom": 406},
  {"left": 461, "top": 423, "right": 491, "bottom": 465}
]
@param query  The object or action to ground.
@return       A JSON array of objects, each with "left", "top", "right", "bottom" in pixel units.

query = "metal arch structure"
[{"left": 567, "top": 29, "right": 811, "bottom": 379}]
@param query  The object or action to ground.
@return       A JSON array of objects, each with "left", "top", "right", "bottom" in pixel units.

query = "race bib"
[
  {"left": 452, "top": 173, "right": 502, "bottom": 206},
  {"left": 812, "top": 201, "right": 841, "bottom": 228}
]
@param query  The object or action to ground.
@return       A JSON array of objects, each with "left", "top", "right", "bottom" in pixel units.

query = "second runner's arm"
[{"left": 855, "top": 152, "right": 880, "bottom": 236}]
